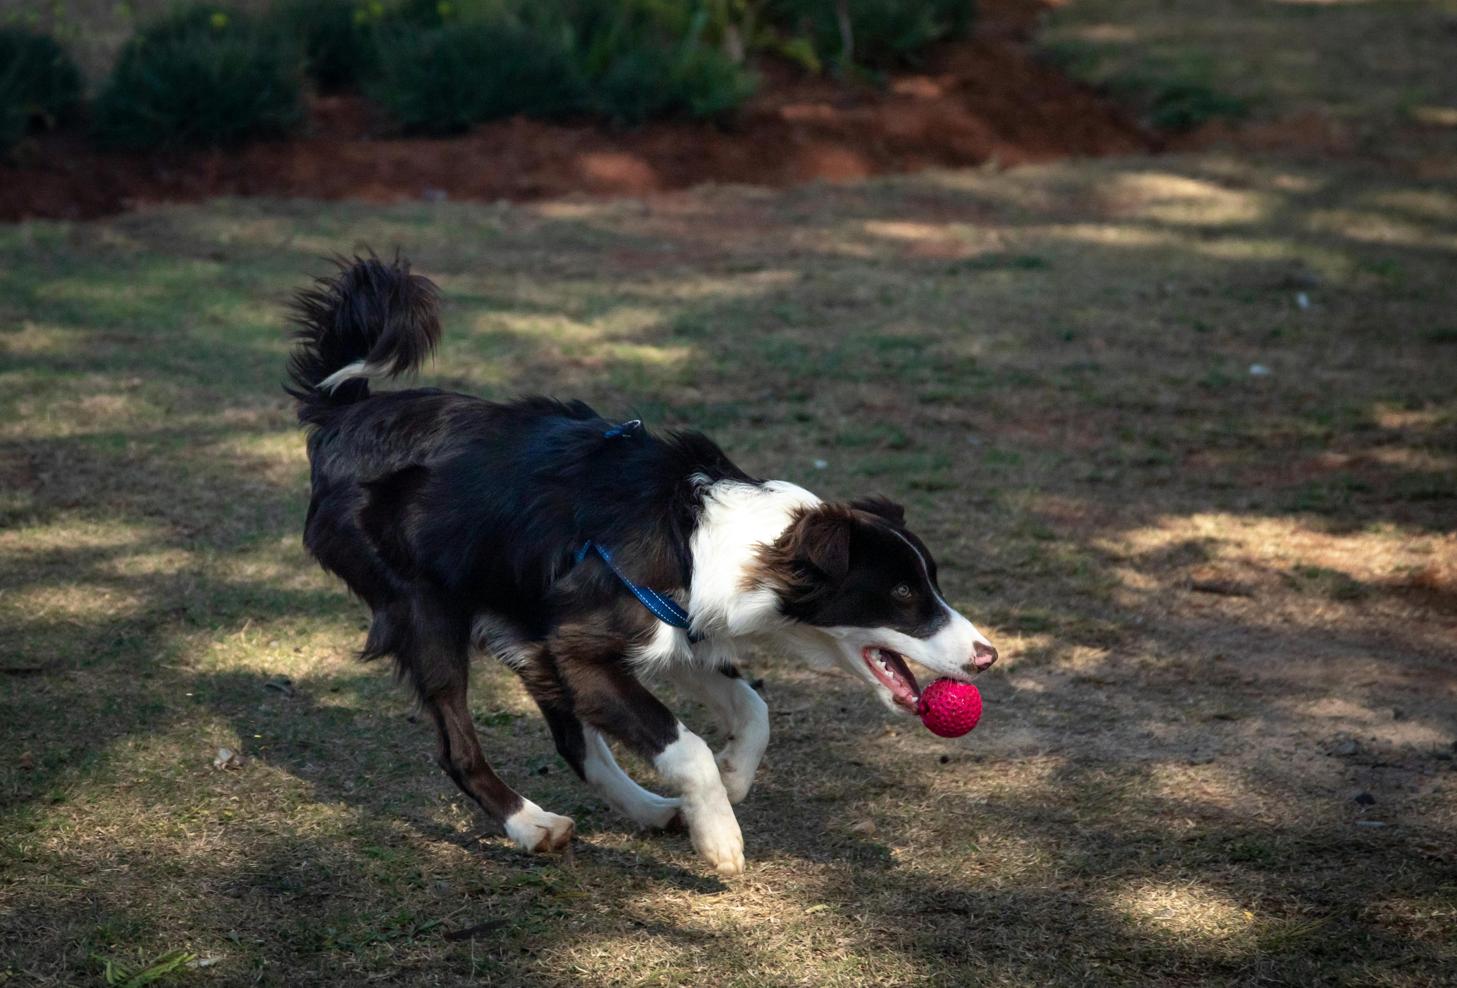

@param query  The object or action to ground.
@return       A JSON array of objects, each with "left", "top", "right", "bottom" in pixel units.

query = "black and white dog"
[{"left": 287, "top": 256, "right": 997, "bottom": 876}]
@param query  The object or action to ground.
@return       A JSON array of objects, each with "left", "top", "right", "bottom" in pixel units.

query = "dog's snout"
[{"left": 968, "top": 641, "right": 998, "bottom": 673}]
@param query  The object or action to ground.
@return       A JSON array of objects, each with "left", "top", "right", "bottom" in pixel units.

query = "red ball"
[{"left": 917, "top": 679, "right": 982, "bottom": 738}]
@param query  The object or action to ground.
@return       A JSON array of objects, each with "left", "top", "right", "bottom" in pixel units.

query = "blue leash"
[
  {"left": 574, "top": 419, "right": 699, "bottom": 640},
  {"left": 574, "top": 540, "right": 694, "bottom": 633}
]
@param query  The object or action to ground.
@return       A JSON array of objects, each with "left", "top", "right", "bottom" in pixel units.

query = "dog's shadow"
[
  {"left": 195, "top": 666, "right": 751, "bottom": 895},
  {"left": 194, "top": 662, "right": 908, "bottom": 892}
]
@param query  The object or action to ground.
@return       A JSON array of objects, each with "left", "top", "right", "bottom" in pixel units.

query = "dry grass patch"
[{"left": 2, "top": 148, "right": 1456, "bottom": 984}]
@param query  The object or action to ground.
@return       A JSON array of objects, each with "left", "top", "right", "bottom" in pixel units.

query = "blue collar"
[{"left": 574, "top": 419, "right": 700, "bottom": 641}]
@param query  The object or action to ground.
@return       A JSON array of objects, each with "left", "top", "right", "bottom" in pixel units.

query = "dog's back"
[
  {"left": 284, "top": 255, "right": 746, "bottom": 666},
  {"left": 283, "top": 255, "right": 994, "bottom": 875}
]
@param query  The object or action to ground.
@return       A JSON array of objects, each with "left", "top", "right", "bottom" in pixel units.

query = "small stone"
[
  {"left": 1354, "top": 820, "right": 1388, "bottom": 829},
  {"left": 1354, "top": 792, "right": 1376, "bottom": 806},
  {"left": 850, "top": 818, "right": 876, "bottom": 836},
  {"left": 17, "top": 751, "right": 33, "bottom": 771},
  {"left": 812, "top": 459, "right": 829, "bottom": 470},
  {"left": 1392, "top": 708, "right": 1405, "bottom": 720},
  {"left": 212, "top": 747, "right": 239, "bottom": 771},
  {"left": 264, "top": 676, "right": 294, "bottom": 696},
  {"left": 1249, "top": 363, "right": 1272, "bottom": 377},
  {"left": 1188, "top": 752, "right": 1216, "bottom": 766},
  {"left": 1332, "top": 738, "right": 1359, "bottom": 757}
]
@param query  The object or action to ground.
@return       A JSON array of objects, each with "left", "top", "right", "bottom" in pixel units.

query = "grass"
[
  {"left": 1042, "top": 0, "right": 1457, "bottom": 151},
  {"left": 3, "top": 2, "right": 1457, "bottom": 986},
  {"left": 3, "top": 154, "right": 1455, "bottom": 985}
]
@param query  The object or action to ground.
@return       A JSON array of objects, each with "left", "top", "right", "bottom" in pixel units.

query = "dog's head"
[{"left": 758, "top": 497, "right": 997, "bottom": 715}]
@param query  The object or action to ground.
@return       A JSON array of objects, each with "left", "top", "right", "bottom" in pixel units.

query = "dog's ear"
[
  {"left": 785, "top": 506, "right": 853, "bottom": 584},
  {"left": 850, "top": 495, "right": 906, "bottom": 527}
]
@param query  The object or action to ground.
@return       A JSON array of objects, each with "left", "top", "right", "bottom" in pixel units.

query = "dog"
[{"left": 286, "top": 255, "right": 998, "bottom": 876}]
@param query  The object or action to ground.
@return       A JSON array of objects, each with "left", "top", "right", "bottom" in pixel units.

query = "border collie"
[{"left": 287, "top": 255, "right": 997, "bottom": 876}]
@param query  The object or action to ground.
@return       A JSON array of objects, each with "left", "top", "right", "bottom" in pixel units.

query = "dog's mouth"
[{"left": 862, "top": 646, "right": 922, "bottom": 711}]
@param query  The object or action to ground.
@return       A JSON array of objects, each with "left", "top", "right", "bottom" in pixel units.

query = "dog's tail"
[{"left": 285, "top": 253, "right": 441, "bottom": 423}]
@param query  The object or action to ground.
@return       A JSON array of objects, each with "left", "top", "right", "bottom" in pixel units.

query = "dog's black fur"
[{"left": 287, "top": 254, "right": 995, "bottom": 865}]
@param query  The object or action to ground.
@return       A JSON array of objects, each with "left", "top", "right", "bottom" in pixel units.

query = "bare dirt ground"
[{"left": 2, "top": 1, "right": 1455, "bottom": 986}]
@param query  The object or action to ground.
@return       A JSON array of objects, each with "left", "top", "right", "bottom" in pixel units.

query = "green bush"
[
  {"left": 368, "top": 19, "right": 584, "bottom": 133},
  {"left": 1145, "top": 79, "right": 1248, "bottom": 132},
  {"left": 767, "top": 0, "right": 973, "bottom": 70},
  {"left": 271, "top": 0, "right": 376, "bottom": 91},
  {"left": 92, "top": 7, "right": 306, "bottom": 149},
  {"left": 558, "top": 0, "right": 755, "bottom": 124},
  {"left": 368, "top": 1, "right": 757, "bottom": 132},
  {"left": 0, "top": 27, "right": 82, "bottom": 151},
  {"left": 590, "top": 42, "right": 755, "bottom": 125}
]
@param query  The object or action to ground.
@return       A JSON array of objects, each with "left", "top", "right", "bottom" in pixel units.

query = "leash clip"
[{"left": 603, "top": 419, "right": 642, "bottom": 439}]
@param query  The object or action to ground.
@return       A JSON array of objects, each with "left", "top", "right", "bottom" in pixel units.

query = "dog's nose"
[{"left": 969, "top": 641, "right": 998, "bottom": 672}]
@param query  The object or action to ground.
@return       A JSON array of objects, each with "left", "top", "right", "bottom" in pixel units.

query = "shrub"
[
  {"left": 590, "top": 42, "right": 755, "bottom": 125},
  {"left": 368, "top": 19, "right": 584, "bottom": 133},
  {"left": 556, "top": 0, "right": 756, "bottom": 124},
  {"left": 92, "top": 7, "right": 306, "bottom": 149},
  {"left": 1144, "top": 79, "right": 1248, "bottom": 132},
  {"left": 368, "top": 1, "right": 757, "bottom": 132},
  {"left": 0, "top": 27, "right": 82, "bottom": 151},
  {"left": 767, "top": 0, "right": 974, "bottom": 70},
  {"left": 0, "top": 104, "right": 19, "bottom": 154},
  {"left": 271, "top": 0, "right": 376, "bottom": 91}
]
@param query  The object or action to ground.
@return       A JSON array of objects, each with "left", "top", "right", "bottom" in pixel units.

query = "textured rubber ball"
[{"left": 917, "top": 679, "right": 982, "bottom": 738}]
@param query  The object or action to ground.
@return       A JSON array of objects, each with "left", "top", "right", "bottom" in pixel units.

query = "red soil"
[{"left": 0, "top": 0, "right": 1151, "bottom": 221}]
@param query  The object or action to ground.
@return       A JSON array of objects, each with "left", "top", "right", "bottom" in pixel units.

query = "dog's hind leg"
[
  {"left": 518, "top": 658, "right": 681, "bottom": 830},
  {"left": 424, "top": 684, "right": 574, "bottom": 853},
  {"left": 405, "top": 599, "right": 573, "bottom": 854},
  {"left": 667, "top": 664, "right": 769, "bottom": 805}
]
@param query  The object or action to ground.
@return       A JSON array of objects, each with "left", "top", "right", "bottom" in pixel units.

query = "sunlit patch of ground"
[{"left": 2, "top": 146, "right": 1452, "bottom": 984}]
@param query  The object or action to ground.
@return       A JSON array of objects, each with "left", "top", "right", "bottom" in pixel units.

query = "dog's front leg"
[
  {"left": 653, "top": 723, "right": 744, "bottom": 877},
  {"left": 668, "top": 664, "right": 769, "bottom": 804},
  {"left": 564, "top": 658, "right": 744, "bottom": 877}
]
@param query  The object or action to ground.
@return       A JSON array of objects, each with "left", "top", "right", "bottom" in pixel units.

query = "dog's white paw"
[
  {"left": 716, "top": 752, "right": 753, "bottom": 805},
  {"left": 504, "top": 800, "right": 575, "bottom": 854},
  {"left": 685, "top": 796, "right": 744, "bottom": 877}
]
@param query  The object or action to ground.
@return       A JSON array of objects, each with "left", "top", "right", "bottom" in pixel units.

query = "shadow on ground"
[{"left": 2, "top": 155, "right": 1454, "bottom": 984}]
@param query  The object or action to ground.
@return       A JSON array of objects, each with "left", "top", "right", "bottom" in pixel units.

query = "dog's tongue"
[{"left": 878, "top": 648, "right": 921, "bottom": 706}]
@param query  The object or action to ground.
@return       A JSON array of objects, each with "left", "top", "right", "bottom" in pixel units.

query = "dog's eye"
[{"left": 892, "top": 583, "right": 913, "bottom": 601}]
